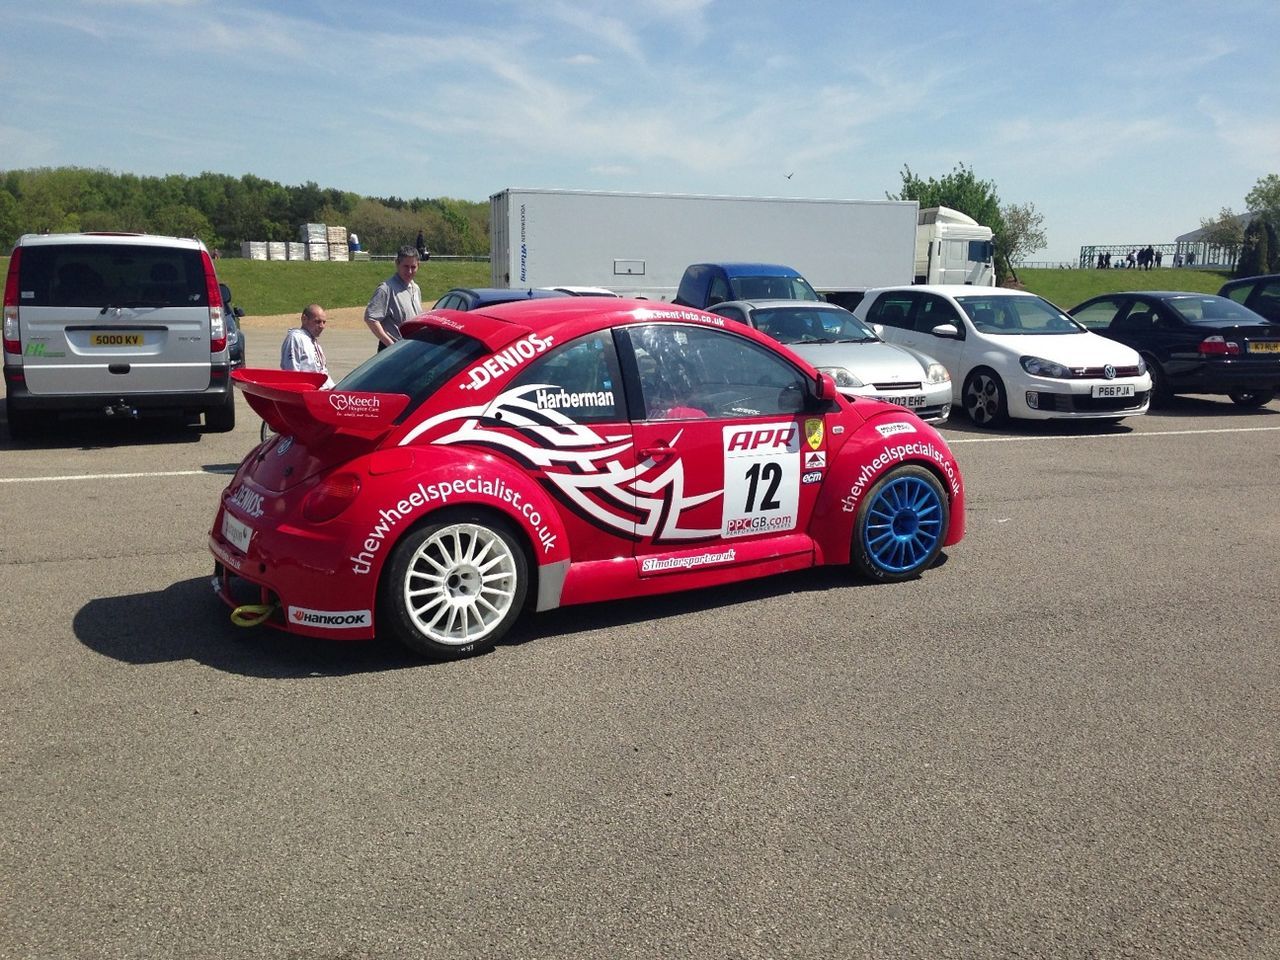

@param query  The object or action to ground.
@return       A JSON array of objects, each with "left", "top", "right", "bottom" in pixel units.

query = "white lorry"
[
  {"left": 489, "top": 188, "right": 921, "bottom": 301},
  {"left": 915, "top": 206, "right": 996, "bottom": 286}
]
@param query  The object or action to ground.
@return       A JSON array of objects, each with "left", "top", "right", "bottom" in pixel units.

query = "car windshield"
[
  {"left": 729, "top": 275, "right": 821, "bottom": 302},
  {"left": 955, "top": 295, "right": 1083, "bottom": 335},
  {"left": 336, "top": 326, "right": 487, "bottom": 419},
  {"left": 752, "top": 307, "right": 878, "bottom": 344},
  {"left": 1165, "top": 295, "right": 1269, "bottom": 324}
]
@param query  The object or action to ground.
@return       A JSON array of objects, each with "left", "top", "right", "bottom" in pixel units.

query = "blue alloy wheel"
[{"left": 852, "top": 465, "right": 948, "bottom": 582}]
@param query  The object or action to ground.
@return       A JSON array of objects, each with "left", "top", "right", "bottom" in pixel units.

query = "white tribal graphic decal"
[{"left": 400, "top": 384, "right": 721, "bottom": 540}]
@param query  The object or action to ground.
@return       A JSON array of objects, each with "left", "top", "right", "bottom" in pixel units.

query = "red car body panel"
[{"left": 209, "top": 300, "right": 965, "bottom": 641}]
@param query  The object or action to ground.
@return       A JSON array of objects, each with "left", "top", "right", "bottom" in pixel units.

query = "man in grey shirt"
[{"left": 364, "top": 245, "right": 423, "bottom": 349}]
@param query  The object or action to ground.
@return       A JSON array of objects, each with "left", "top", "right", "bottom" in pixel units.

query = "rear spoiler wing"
[{"left": 231, "top": 368, "right": 410, "bottom": 445}]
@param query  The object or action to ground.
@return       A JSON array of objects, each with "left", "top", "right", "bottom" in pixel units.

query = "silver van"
[{"left": 2, "top": 232, "right": 236, "bottom": 439}]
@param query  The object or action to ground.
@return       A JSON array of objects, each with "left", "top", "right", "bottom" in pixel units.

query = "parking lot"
[{"left": 2, "top": 325, "right": 1278, "bottom": 959}]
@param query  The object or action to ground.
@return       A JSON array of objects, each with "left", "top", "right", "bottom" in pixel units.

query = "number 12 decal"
[
  {"left": 721, "top": 423, "right": 800, "bottom": 538},
  {"left": 743, "top": 461, "right": 783, "bottom": 511}
]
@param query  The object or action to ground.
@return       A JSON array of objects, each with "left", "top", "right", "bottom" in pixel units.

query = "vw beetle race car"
[{"left": 209, "top": 299, "right": 966, "bottom": 659}]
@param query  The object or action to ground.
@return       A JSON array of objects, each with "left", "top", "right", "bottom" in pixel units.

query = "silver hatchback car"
[
  {"left": 708, "top": 299, "right": 952, "bottom": 423},
  {"left": 3, "top": 232, "right": 237, "bottom": 438}
]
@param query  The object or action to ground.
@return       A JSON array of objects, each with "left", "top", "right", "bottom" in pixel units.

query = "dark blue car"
[{"left": 432, "top": 287, "right": 571, "bottom": 311}]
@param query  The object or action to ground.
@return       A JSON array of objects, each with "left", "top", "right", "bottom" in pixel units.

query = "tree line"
[
  {"left": 1197, "top": 174, "right": 1280, "bottom": 276},
  {"left": 0, "top": 167, "right": 491, "bottom": 257}
]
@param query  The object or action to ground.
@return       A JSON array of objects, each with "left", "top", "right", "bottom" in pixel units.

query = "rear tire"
[
  {"left": 851, "top": 465, "right": 948, "bottom": 583},
  {"left": 379, "top": 512, "right": 529, "bottom": 659},
  {"left": 205, "top": 393, "right": 236, "bottom": 433},
  {"left": 1228, "top": 389, "right": 1274, "bottom": 408},
  {"left": 5, "top": 404, "right": 45, "bottom": 442}
]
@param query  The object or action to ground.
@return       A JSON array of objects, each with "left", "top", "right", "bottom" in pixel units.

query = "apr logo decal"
[{"left": 805, "top": 418, "right": 824, "bottom": 450}]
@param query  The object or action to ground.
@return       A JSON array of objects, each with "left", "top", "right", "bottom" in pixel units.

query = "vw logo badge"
[
  {"left": 1103, "top": 364, "right": 1117, "bottom": 380},
  {"left": 276, "top": 436, "right": 294, "bottom": 455}
]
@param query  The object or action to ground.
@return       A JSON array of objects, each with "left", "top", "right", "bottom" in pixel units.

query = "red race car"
[{"left": 210, "top": 299, "right": 965, "bottom": 658}]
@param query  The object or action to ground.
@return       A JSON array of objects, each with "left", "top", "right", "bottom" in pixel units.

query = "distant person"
[
  {"left": 364, "top": 246, "right": 422, "bottom": 351},
  {"left": 1186, "top": 250, "right": 1196, "bottom": 267},
  {"left": 1126, "top": 249, "right": 1137, "bottom": 269},
  {"left": 1155, "top": 249, "right": 1163, "bottom": 267},
  {"left": 348, "top": 231, "right": 360, "bottom": 253},
  {"left": 415, "top": 229, "right": 427, "bottom": 260},
  {"left": 280, "top": 303, "right": 333, "bottom": 389}
]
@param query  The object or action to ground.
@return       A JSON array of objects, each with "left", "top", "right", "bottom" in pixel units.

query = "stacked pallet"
[
  {"left": 267, "top": 241, "right": 287, "bottom": 261},
  {"left": 328, "top": 243, "right": 349, "bottom": 262},
  {"left": 307, "top": 242, "right": 329, "bottom": 261},
  {"left": 240, "top": 241, "right": 268, "bottom": 260},
  {"left": 287, "top": 242, "right": 307, "bottom": 260},
  {"left": 300, "top": 222, "right": 327, "bottom": 244},
  {"left": 326, "top": 225, "right": 347, "bottom": 245}
]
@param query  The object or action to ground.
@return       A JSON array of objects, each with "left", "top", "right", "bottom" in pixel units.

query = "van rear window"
[{"left": 18, "top": 245, "right": 209, "bottom": 308}]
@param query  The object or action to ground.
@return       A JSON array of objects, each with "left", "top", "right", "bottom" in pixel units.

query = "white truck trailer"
[
  {"left": 915, "top": 206, "right": 996, "bottom": 286},
  {"left": 489, "top": 188, "right": 920, "bottom": 301}
]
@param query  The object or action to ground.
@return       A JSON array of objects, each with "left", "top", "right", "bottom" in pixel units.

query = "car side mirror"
[
  {"left": 813, "top": 371, "right": 837, "bottom": 403},
  {"left": 871, "top": 323, "right": 885, "bottom": 336},
  {"left": 234, "top": 306, "right": 245, "bottom": 318},
  {"left": 930, "top": 323, "right": 960, "bottom": 338}
]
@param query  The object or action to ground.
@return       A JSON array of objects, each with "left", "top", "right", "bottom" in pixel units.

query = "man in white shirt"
[{"left": 280, "top": 303, "right": 334, "bottom": 388}]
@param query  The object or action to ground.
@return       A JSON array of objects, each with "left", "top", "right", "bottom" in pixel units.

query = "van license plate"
[
  {"left": 90, "top": 332, "right": 144, "bottom": 347},
  {"left": 1092, "top": 383, "right": 1134, "bottom": 398}
]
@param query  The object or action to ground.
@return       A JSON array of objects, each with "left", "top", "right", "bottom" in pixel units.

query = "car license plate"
[
  {"left": 884, "top": 393, "right": 927, "bottom": 408},
  {"left": 221, "top": 512, "right": 253, "bottom": 554},
  {"left": 1092, "top": 383, "right": 1135, "bottom": 398},
  {"left": 1247, "top": 341, "right": 1280, "bottom": 354},
  {"left": 90, "top": 332, "right": 144, "bottom": 347}
]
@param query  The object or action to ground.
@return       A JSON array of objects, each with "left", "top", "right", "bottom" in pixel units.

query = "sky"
[{"left": 3, "top": 0, "right": 1277, "bottom": 263}]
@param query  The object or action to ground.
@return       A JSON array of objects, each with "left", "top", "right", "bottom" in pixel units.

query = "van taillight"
[
  {"left": 202, "top": 250, "right": 226, "bottom": 353},
  {"left": 1198, "top": 335, "right": 1240, "bottom": 356},
  {"left": 3, "top": 248, "right": 21, "bottom": 355}
]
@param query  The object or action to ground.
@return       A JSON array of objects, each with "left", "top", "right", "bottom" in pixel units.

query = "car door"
[{"left": 617, "top": 322, "right": 823, "bottom": 581}]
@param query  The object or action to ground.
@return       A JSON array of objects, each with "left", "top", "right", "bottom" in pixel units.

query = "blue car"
[{"left": 432, "top": 287, "right": 571, "bottom": 311}]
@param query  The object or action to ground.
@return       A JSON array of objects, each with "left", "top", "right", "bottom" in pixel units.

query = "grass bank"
[{"left": 0, "top": 257, "right": 1236, "bottom": 317}]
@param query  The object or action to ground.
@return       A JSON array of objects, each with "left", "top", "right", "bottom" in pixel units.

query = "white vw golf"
[{"left": 853, "top": 285, "right": 1152, "bottom": 426}]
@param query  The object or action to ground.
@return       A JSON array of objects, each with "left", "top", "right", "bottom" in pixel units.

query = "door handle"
[{"left": 639, "top": 444, "right": 675, "bottom": 461}]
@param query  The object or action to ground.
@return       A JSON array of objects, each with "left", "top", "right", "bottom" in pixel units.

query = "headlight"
[
  {"left": 815, "top": 366, "right": 864, "bottom": 388},
  {"left": 1136, "top": 357, "right": 1147, "bottom": 376},
  {"left": 1020, "top": 355, "right": 1071, "bottom": 378},
  {"left": 924, "top": 361, "right": 950, "bottom": 384}
]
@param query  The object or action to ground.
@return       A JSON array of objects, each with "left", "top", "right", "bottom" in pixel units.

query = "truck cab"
[
  {"left": 915, "top": 208, "right": 996, "bottom": 286},
  {"left": 672, "top": 263, "right": 822, "bottom": 309}
]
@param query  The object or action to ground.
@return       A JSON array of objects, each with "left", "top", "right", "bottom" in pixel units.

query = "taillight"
[
  {"left": 3, "top": 247, "right": 21, "bottom": 355},
  {"left": 302, "top": 472, "right": 362, "bottom": 523},
  {"left": 202, "top": 249, "right": 226, "bottom": 353},
  {"left": 1198, "top": 335, "right": 1240, "bottom": 356}
]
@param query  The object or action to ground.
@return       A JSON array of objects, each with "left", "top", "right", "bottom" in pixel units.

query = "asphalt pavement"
[{"left": 1, "top": 328, "right": 1277, "bottom": 959}]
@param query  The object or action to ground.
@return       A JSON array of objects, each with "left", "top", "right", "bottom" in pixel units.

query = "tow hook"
[{"left": 103, "top": 402, "right": 139, "bottom": 418}]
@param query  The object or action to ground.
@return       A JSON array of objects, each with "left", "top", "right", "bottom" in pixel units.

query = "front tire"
[
  {"left": 963, "top": 369, "right": 1008, "bottom": 427},
  {"left": 1228, "top": 389, "right": 1274, "bottom": 408},
  {"left": 851, "top": 465, "right": 948, "bottom": 583},
  {"left": 1145, "top": 355, "right": 1172, "bottom": 406},
  {"left": 379, "top": 513, "right": 529, "bottom": 659}
]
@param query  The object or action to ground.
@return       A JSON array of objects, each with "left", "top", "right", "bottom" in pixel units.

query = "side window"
[
  {"left": 866, "top": 293, "right": 916, "bottom": 329},
  {"left": 1253, "top": 280, "right": 1280, "bottom": 321},
  {"left": 706, "top": 275, "right": 732, "bottom": 307},
  {"left": 1072, "top": 299, "right": 1121, "bottom": 330},
  {"left": 509, "top": 333, "right": 625, "bottom": 424},
  {"left": 1222, "top": 283, "right": 1252, "bottom": 306},
  {"left": 914, "top": 294, "right": 962, "bottom": 335},
  {"left": 622, "top": 324, "right": 808, "bottom": 421},
  {"left": 710, "top": 305, "right": 749, "bottom": 325}
]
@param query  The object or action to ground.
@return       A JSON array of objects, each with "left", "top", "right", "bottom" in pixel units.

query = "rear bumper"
[
  {"left": 4, "top": 366, "right": 232, "bottom": 415},
  {"left": 1163, "top": 362, "right": 1280, "bottom": 394}
]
